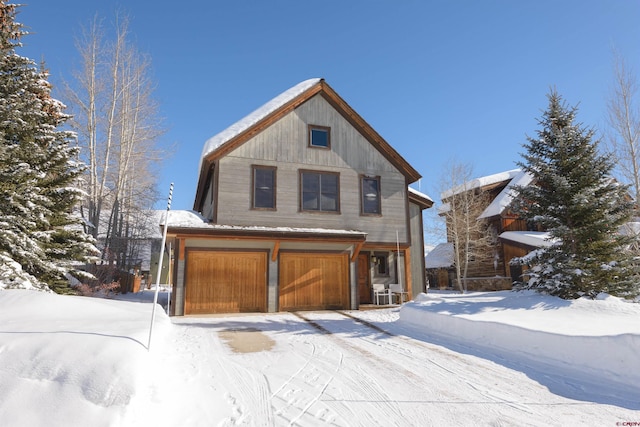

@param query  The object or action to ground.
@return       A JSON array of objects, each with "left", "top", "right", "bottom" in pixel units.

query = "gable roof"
[
  {"left": 439, "top": 168, "right": 533, "bottom": 219},
  {"left": 199, "top": 78, "right": 322, "bottom": 170},
  {"left": 499, "top": 231, "right": 555, "bottom": 248},
  {"left": 194, "top": 78, "right": 422, "bottom": 209},
  {"left": 441, "top": 169, "right": 521, "bottom": 200},
  {"left": 425, "top": 242, "right": 454, "bottom": 268},
  {"left": 478, "top": 170, "right": 533, "bottom": 219}
]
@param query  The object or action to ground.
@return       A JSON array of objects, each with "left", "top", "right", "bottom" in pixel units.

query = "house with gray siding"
[{"left": 166, "top": 78, "right": 432, "bottom": 315}]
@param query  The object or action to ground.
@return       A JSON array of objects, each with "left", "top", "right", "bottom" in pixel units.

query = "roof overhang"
[
  {"left": 499, "top": 231, "right": 555, "bottom": 249},
  {"left": 194, "top": 79, "right": 422, "bottom": 210},
  {"left": 167, "top": 225, "right": 367, "bottom": 243},
  {"left": 408, "top": 187, "right": 434, "bottom": 209},
  {"left": 164, "top": 211, "right": 367, "bottom": 242}
]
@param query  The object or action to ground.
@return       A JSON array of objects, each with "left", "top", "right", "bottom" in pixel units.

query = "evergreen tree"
[
  {"left": 0, "top": 2, "right": 97, "bottom": 292},
  {"left": 512, "top": 89, "right": 639, "bottom": 299}
]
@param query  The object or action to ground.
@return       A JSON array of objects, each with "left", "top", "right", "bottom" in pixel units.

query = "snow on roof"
[
  {"left": 499, "top": 231, "right": 555, "bottom": 248},
  {"left": 163, "top": 210, "right": 366, "bottom": 236},
  {"left": 408, "top": 186, "right": 433, "bottom": 203},
  {"left": 619, "top": 221, "right": 640, "bottom": 236},
  {"left": 199, "top": 78, "right": 322, "bottom": 168},
  {"left": 161, "top": 210, "right": 206, "bottom": 227},
  {"left": 478, "top": 170, "right": 533, "bottom": 219},
  {"left": 441, "top": 169, "right": 521, "bottom": 199},
  {"left": 425, "top": 242, "right": 454, "bottom": 268}
]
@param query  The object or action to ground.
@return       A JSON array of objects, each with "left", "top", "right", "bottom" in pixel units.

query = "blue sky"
[{"left": 17, "top": 1, "right": 640, "bottom": 242}]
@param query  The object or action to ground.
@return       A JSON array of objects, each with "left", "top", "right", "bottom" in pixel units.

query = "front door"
[{"left": 357, "top": 253, "right": 371, "bottom": 304}]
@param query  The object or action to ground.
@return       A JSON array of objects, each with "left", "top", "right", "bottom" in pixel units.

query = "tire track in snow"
[
  {"left": 301, "top": 311, "right": 544, "bottom": 424},
  {"left": 215, "top": 356, "right": 275, "bottom": 426},
  {"left": 286, "top": 351, "right": 344, "bottom": 427},
  {"left": 334, "top": 311, "right": 588, "bottom": 424},
  {"left": 293, "top": 312, "right": 410, "bottom": 425},
  {"left": 267, "top": 317, "right": 348, "bottom": 426},
  {"left": 268, "top": 341, "right": 317, "bottom": 400},
  {"left": 166, "top": 311, "right": 634, "bottom": 426}
]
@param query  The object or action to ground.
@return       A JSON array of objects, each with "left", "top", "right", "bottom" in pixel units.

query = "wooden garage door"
[
  {"left": 185, "top": 250, "right": 267, "bottom": 314},
  {"left": 279, "top": 252, "right": 349, "bottom": 311}
]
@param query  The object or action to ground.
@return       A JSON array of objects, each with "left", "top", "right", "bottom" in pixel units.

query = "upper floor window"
[
  {"left": 252, "top": 165, "right": 276, "bottom": 209},
  {"left": 308, "top": 125, "right": 330, "bottom": 148},
  {"left": 361, "top": 176, "right": 381, "bottom": 215},
  {"left": 300, "top": 170, "right": 339, "bottom": 212}
]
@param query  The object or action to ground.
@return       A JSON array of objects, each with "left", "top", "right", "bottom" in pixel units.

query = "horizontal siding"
[{"left": 214, "top": 94, "right": 408, "bottom": 243}]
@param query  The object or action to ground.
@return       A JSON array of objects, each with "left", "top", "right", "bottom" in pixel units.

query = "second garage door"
[
  {"left": 279, "top": 252, "right": 350, "bottom": 311},
  {"left": 185, "top": 250, "right": 267, "bottom": 315}
]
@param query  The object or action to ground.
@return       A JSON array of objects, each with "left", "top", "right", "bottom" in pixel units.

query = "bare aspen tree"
[
  {"left": 439, "top": 161, "right": 494, "bottom": 293},
  {"left": 66, "top": 15, "right": 103, "bottom": 237},
  {"left": 606, "top": 52, "right": 640, "bottom": 210},
  {"left": 65, "top": 12, "right": 167, "bottom": 281}
]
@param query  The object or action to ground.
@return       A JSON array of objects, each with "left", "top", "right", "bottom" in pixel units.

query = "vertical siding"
[
  {"left": 174, "top": 259, "right": 185, "bottom": 316},
  {"left": 350, "top": 260, "right": 358, "bottom": 309},
  {"left": 214, "top": 94, "right": 408, "bottom": 243},
  {"left": 201, "top": 166, "right": 216, "bottom": 220},
  {"left": 409, "top": 202, "right": 426, "bottom": 297},
  {"left": 268, "top": 258, "right": 278, "bottom": 312}
]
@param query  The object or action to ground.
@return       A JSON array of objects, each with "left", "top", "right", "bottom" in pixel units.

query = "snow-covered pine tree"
[
  {"left": 512, "top": 89, "right": 639, "bottom": 299},
  {"left": 0, "top": 2, "right": 97, "bottom": 292}
]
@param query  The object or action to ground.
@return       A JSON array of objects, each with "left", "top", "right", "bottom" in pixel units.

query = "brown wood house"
[
  {"left": 429, "top": 169, "right": 549, "bottom": 291},
  {"left": 165, "top": 78, "right": 433, "bottom": 315}
]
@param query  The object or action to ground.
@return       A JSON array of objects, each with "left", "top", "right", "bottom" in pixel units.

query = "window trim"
[
  {"left": 308, "top": 125, "right": 331, "bottom": 149},
  {"left": 373, "top": 252, "right": 390, "bottom": 277},
  {"left": 299, "top": 169, "right": 340, "bottom": 213},
  {"left": 251, "top": 165, "right": 277, "bottom": 210},
  {"left": 360, "top": 175, "right": 382, "bottom": 216}
]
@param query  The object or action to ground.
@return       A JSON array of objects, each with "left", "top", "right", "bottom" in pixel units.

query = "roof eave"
[
  {"left": 318, "top": 80, "right": 422, "bottom": 183},
  {"left": 193, "top": 79, "right": 423, "bottom": 210},
  {"left": 167, "top": 226, "right": 367, "bottom": 242},
  {"left": 409, "top": 190, "right": 434, "bottom": 209}
]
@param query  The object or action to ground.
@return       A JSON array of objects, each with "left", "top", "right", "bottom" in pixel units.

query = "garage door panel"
[
  {"left": 185, "top": 250, "right": 267, "bottom": 314},
  {"left": 279, "top": 253, "right": 349, "bottom": 311}
]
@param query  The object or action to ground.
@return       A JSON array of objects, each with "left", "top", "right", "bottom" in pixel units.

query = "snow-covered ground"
[{"left": 0, "top": 288, "right": 638, "bottom": 426}]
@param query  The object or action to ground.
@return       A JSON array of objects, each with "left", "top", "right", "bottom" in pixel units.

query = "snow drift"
[
  {"left": 0, "top": 290, "right": 170, "bottom": 427},
  {"left": 401, "top": 291, "right": 640, "bottom": 388}
]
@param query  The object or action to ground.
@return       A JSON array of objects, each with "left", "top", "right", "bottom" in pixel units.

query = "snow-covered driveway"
[{"left": 130, "top": 308, "right": 638, "bottom": 427}]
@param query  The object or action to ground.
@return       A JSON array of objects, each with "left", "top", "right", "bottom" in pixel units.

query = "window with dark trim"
[
  {"left": 373, "top": 253, "right": 389, "bottom": 276},
  {"left": 300, "top": 170, "right": 339, "bottom": 212},
  {"left": 308, "top": 125, "right": 331, "bottom": 148},
  {"left": 361, "top": 175, "right": 381, "bottom": 215},
  {"left": 251, "top": 165, "right": 276, "bottom": 209}
]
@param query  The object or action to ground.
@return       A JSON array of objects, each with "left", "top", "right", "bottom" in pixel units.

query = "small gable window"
[
  {"left": 361, "top": 176, "right": 381, "bottom": 215},
  {"left": 252, "top": 165, "right": 276, "bottom": 210},
  {"left": 308, "top": 125, "right": 330, "bottom": 148}
]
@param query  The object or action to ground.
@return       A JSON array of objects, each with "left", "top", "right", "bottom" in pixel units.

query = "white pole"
[
  {"left": 396, "top": 230, "right": 402, "bottom": 289},
  {"left": 147, "top": 183, "right": 173, "bottom": 351},
  {"left": 166, "top": 241, "right": 172, "bottom": 316}
]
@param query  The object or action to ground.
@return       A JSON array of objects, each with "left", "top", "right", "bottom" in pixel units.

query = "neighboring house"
[
  {"left": 134, "top": 210, "right": 171, "bottom": 288},
  {"left": 424, "top": 242, "right": 454, "bottom": 289},
  {"left": 430, "top": 168, "right": 549, "bottom": 291},
  {"left": 92, "top": 209, "right": 165, "bottom": 292},
  {"left": 165, "top": 78, "right": 433, "bottom": 315}
]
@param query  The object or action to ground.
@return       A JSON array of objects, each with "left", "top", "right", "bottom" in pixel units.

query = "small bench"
[{"left": 389, "top": 283, "right": 409, "bottom": 304}]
